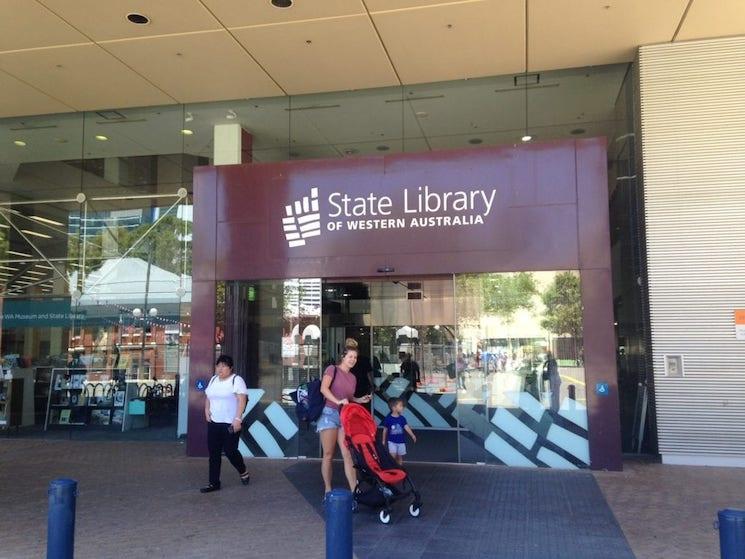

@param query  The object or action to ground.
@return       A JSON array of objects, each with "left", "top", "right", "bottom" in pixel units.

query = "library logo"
[{"left": 283, "top": 187, "right": 321, "bottom": 248}]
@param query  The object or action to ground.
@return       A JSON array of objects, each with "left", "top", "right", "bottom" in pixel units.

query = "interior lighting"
[
  {"left": 0, "top": 265, "right": 17, "bottom": 271},
  {"left": 181, "top": 129, "right": 194, "bottom": 136},
  {"left": 226, "top": 110, "right": 237, "bottom": 120},
  {"left": 8, "top": 250, "right": 32, "bottom": 258},
  {"left": 13, "top": 140, "right": 26, "bottom": 147},
  {"left": 0, "top": 223, "right": 8, "bottom": 228},
  {"left": 21, "top": 229, "right": 52, "bottom": 239},
  {"left": 35, "top": 264, "right": 54, "bottom": 269},
  {"left": 95, "top": 135, "right": 108, "bottom": 141},
  {"left": 521, "top": 135, "right": 533, "bottom": 142},
  {"left": 25, "top": 270, "right": 46, "bottom": 276},
  {"left": 29, "top": 215, "right": 64, "bottom": 227}
]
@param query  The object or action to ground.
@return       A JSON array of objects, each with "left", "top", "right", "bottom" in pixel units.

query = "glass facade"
[
  {"left": 0, "top": 63, "right": 624, "bottom": 448},
  {"left": 216, "top": 273, "right": 588, "bottom": 467}
]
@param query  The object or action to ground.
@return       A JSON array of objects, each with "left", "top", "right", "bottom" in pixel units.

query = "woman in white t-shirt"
[{"left": 200, "top": 354, "right": 250, "bottom": 493}]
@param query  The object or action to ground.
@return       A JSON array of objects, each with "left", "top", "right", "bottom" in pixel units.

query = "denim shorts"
[
  {"left": 316, "top": 406, "right": 341, "bottom": 432},
  {"left": 387, "top": 442, "right": 407, "bottom": 456}
]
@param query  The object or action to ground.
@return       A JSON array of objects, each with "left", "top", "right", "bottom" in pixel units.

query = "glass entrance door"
[{"left": 322, "top": 277, "right": 460, "bottom": 462}]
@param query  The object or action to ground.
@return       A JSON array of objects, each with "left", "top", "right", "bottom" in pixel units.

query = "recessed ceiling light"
[
  {"left": 226, "top": 110, "right": 237, "bottom": 120},
  {"left": 0, "top": 223, "right": 8, "bottom": 229},
  {"left": 35, "top": 264, "right": 54, "bottom": 270},
  {"left": 571, "top": 128, "right": 586, "bottom": 135},
  {"left": 376, "top": 145, "right": 390, "bottom": 151},
  {"left": 25, "top": 270, "right": 46, "bottom": 276},
  {"left": 343, "top": 149, "right": 358, "bottom": 156},
  {"left": 126, "top": 12, "right": 150, "bottom": 25},
  {"left": 469, "top": 138, "right": 483, "bottom": 145},
  {"left": 0, "top": 266, "right": 18, "bottom": 271},
  {"left": 13, "top": 140, "right": 26, "bottom": 147},
  {"left": 8, "top": 250, "right": 32, "bottom": 258},
  {"left": 21, "top": 229, "right": 52, "bottom": 239},
  {"left": 271, "top": 0, "right": 293, "bottom": 8},
  {"left": 521, "top": 135, "right": 533, "bottom": 142},
  {"left": 184, "top": 112, "right": 194, "bottom": 123},
  {"left": 181, "top": 129, "right": 194, "bottom": 136},
  {"left": 95, "top": 135, "right": 108, "bottom": 141},
  {"left": 415, "top": 111, "right": 428, "bottom": 118},
  {"left": 29, "top": 215, "right": 64, "bottom": 227}
]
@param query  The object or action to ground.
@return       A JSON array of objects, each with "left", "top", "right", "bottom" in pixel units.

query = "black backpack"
[{"left": 293, "top": 367, "right": 337, "bottom": 425}]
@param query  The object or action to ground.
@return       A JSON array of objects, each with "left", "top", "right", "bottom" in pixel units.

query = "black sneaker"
[
  {"left": 240, "top": 472, "right": 250, "bottom": 486},
  {"left": 199, "top": 484, "right": 220, "bottom": 493}
]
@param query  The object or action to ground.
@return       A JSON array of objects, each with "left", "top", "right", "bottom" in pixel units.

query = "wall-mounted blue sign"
[
  {"left": 595, "top": 382, "right": 610, "bottom": 396},
  {"left": 195, "top": 379, "right": 207, "bottom": 391}
]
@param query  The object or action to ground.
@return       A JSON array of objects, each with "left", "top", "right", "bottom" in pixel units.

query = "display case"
[
  {"left": 0, "top": 373, "right": 24, "bottom": 429},
  {"left": 45, "top": 368, "right": 128, "bottom": 430}
]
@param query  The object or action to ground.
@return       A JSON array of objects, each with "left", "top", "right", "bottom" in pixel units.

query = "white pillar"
[{"left": 213, "top": 124, "right": 252, "bottom": 166}]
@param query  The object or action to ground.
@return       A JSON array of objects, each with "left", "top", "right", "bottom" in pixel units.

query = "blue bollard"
[
  {"left": 47, "top": 479, "right": 77, "bottom": 559},
  {"left": 717, "top": 509, "right": 745, "bottom": 559},
  {"left": 325, "top": 489, "right": 353, "bottom": 559}
]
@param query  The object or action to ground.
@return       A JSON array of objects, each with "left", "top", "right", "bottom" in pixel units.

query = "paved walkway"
[{"left": 1, "top": 440, "right": 742, "bottom": 558}]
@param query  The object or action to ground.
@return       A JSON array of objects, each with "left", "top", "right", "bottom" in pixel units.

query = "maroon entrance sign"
[{"left": 188, "top": 138, "right": 622, "bottom": 471}]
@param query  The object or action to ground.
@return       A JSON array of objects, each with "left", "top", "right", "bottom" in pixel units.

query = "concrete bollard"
[
  {"left": 717, "top": 509, "right": 745, "bottom": 559},
  {"left": 47, "top": 479, "right": 77, "bottom": 559},
  {"left": 325, "top": 489, "right": 353, "bottom": 559}
]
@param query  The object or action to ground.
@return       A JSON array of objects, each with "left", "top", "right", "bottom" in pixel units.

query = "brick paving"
[
  {"left": 595, "top": 458, "right": 745, "bottom": 559},
  {"left": 2, "top": 440, "right": 742, "bottom": 559}
]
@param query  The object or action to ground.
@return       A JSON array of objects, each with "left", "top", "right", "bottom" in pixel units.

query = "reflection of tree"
[
  {"left": 457, "top": 272, "right": 537, "bottom": 324},
  {"left": 541, "top": 272, "right": 583, "bottom": 357},
  {"left": 68, "top": 214, "right": 191, "bottom": 276}
]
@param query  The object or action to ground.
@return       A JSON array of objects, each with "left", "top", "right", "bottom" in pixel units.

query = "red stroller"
[{"left": 340, "top": 403, "right": 422, "bottom": 524}]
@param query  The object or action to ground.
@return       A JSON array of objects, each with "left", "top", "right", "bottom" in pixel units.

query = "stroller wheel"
[
  {"left": 408, "top": 503, "right": 421, "bottom": 517},
  {"left": 379, "top": 509, "right": 392, "bottom": 524}
]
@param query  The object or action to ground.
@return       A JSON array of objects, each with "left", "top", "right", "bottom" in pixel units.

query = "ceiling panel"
[
  {"left": 37, "top": 0, "right": 222, "bottom": 41},
  {"left": 0, "top": 44, "right": 175, "bottom": 111},
  {"left": 202, "top": 0, "right": 365, "bottom": 27},
  {"left": 676, "top": 0, "right": 745, "bottom": 41},
  {"left": 101, "top": 31, "right": 282, "bottom": 103},
  {"left": 0, "top": 70, "right": 74, "bottom": 118},
  {"left": 0, "top": 0, "right": 89, "bottom": 52},
  {"left": 366, "top": 0, "right": 479, "bottom": 12},
  {"left": 232, "top": 15, "right": 398, "bottom": 94},
  {"left": 529, "top": 0, "right": 688, "bottom": 71},
  {"left": 372, "top": 0, "right": 525, "bottom": 84}
]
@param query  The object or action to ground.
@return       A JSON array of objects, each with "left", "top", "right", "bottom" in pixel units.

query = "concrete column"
[{"left": 213, "top": 124, "right": 252, "bottom": 165}]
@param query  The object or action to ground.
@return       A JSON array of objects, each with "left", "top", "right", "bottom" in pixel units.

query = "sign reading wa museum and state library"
[{"left": 1, "top": 299, "right": 85, "bottom": 327}]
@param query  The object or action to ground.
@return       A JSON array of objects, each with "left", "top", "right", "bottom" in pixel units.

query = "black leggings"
[{"left": 207, "top": 421, "right": 247, "bottom": 486}]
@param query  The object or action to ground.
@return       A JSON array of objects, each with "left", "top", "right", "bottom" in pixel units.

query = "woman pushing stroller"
[{"left": 318, "top": 338, "right": 372, "bottom": 502}]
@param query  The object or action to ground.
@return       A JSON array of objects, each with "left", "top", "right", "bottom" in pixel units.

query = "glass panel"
[
  {"left": 323, "top": 277, "right": 459, "bottom": 463},
  {"left": 183, "top": 96, "right": 291, "bottom": 163},
  {"left": 220, "top": 279, "right": 321, "bottom": 459},
  {"left": 289, "top": 85, "right": 421, "bottom": 160},
  {"left": 455, "top": 271, "right": 588, "bottom": 468}
]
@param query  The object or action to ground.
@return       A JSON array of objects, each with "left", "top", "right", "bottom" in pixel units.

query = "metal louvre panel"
[{"left": 638, "top": 36, "right": 745, "bottom": 463}]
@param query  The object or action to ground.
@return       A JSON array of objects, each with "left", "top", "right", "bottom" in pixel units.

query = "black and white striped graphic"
[
  {"left": 238, "top": 389, "right": 299, "bottom": 458},
  {"left": 283, "top": 187, "right": 321, "bottom": 248}
]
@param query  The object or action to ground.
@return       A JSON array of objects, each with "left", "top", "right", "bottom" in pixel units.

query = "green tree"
[
  {"left": 68, "top": 214, "right": 191, "bottom": 277},
  {"left": 541, "top": 272, "right": 583, "bottom": 340},
  {"left": 457, "top": 272, "right": 537, "bottom": 324}
]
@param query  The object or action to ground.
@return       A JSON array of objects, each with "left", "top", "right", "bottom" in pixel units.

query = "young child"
[{"left": 382, "top": 397, "right": 416, "bottom": 465}]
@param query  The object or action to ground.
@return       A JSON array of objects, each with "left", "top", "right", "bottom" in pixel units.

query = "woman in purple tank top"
[{"left": 318, "top": 339, "right": 372, "bottom": 502}]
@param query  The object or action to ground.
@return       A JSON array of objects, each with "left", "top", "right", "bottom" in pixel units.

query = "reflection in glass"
[{"left": 455, "top": 271, "right": 589, "bottom": 468}]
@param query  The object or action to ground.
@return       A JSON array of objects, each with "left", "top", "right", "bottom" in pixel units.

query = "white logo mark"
[{"left": 283, "top": 187, "right": 321, "bottom": 247}]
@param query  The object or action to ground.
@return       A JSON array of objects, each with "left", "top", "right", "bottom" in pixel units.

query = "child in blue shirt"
[{"left": 382, "top": 397, "right": 417, "bottom": 465}]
